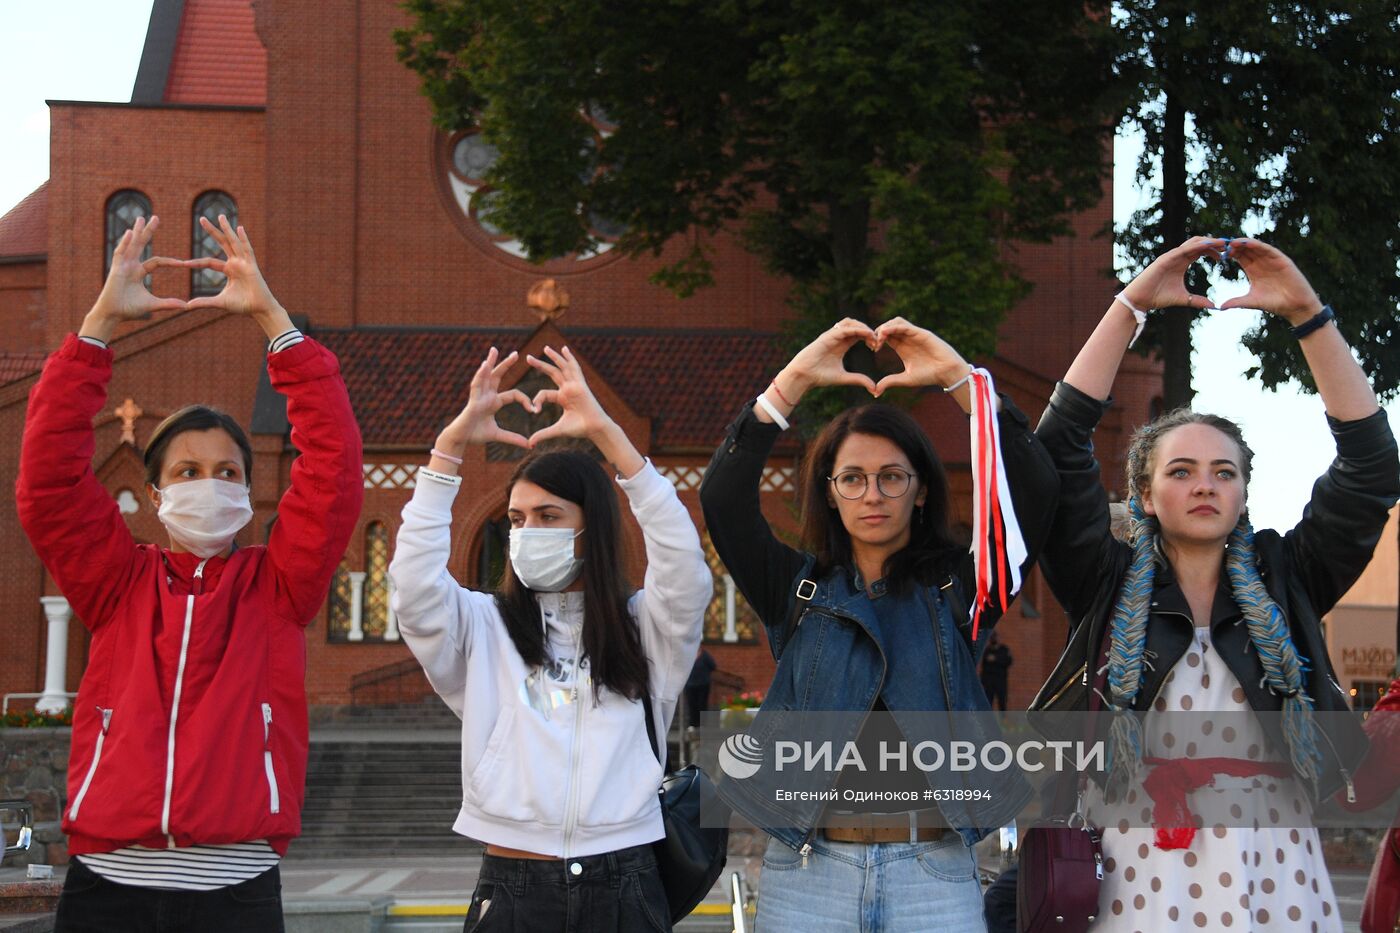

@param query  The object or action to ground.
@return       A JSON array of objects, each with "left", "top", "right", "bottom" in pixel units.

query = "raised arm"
[
  {"left": 184, "top": 216, "right": 364, "bottom": 624},
  {"left": 1034, "top": 238, "right": 1221, "bottom": 618},
  {"left": 1063, "top": 236, "right": 1219, "bottom": 401},
  {"left": 17, "top": 217, "right": 187, "bottom": 630},
  {"left": 391, "top": 349, "right": 534, "bottom": 711},
  {"left": 1219, "top": 239, "right": 1398, "bottom": 611}
]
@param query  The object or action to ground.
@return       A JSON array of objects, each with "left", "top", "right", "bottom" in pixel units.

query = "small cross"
[{"left": 115, "top": 398, "right": 143, "bottom": 445}]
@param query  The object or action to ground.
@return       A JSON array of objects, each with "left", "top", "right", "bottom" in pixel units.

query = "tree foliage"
[
  {"left": 1118, "top": 1, "right": 1400, "bottom": 404},
  {"left": 396, "top": 0, "right": 1120, "bottom": 391}
]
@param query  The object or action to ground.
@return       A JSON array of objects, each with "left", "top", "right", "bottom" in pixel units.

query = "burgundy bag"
[
  {"left": 1016, "top": 821, "right": 1104, "bottom": 933},
  {"left": 1018, "top": 628, "right": 1112, "bottom": 933}
]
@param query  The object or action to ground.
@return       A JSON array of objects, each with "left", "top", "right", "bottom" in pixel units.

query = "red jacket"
[{"left": 15, "top": 334, "right": 363, "bottom": 856}]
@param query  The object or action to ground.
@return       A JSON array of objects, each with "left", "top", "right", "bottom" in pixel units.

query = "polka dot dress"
[{"left": 1081, "top": 627, "right": 1341, "bottom": 932}]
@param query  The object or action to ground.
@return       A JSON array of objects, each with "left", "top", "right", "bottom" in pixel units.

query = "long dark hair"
[
  {"left": 494, "top": 449, "right": 650, "bottom": 700},
  {"left": 798, "top": 404, "right": 960, "bottom": 590}
]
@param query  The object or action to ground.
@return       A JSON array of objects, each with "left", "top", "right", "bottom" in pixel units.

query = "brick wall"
[
  {"left": 0, "top": 260, "right": 47, "bottom": 354},
  {"left": 44, "top": 103, "right": 266, "bottom": 346}
]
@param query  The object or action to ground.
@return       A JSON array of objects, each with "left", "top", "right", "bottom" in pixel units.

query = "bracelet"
[
  {"left": 1113, "top": 292, "right": 1149, "bottom": 349},
  {"left": 769, "top": 379, "right": 792, "bottom": 407},
  {"left": 1290, "top": 304, "right": 1335, "bottom": 340},
  {"left": 418, "top": 466, "right": 463, "bottom": 487},
  {"left": 754, "top": 393, "right": 791, "bottom": 431},
  {"left": 430, "top": 447, "right": 464, "bottom": 465},
  {"left": 943, "top": 366, "right": 973, "bottom": 393}
]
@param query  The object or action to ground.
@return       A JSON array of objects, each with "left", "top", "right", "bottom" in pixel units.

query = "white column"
[
  {"left": 347, "top": 572, "right": 367, "bottom": 642},
  {"left": 37, "top": 597, "right": 72, "bottom": 713},
  {"left": 383, "top": 578, "right": 400, "bottom": 642},
  {"left": 723, "top": 575, "right": 739, "bottom": 643}
]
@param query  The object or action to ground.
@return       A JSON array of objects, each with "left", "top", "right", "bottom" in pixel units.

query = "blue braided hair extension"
[
  {"left": 1224, "top": 515, "right": 1323, "bottom": 791},
  {"left": 1103, "top": 496, "right": 1157, "bottom": 800}
]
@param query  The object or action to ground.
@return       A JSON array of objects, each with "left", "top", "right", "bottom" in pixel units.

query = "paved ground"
[{"left": 0, "top": 852, "right": 1373, "bottom": 931}]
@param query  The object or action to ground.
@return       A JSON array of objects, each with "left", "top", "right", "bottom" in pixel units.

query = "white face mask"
[
  {"left": 154, "top": 478, "right": 253, "bottom": 558},
  {"left": 509, "top": 527, "right": 584, "bottom": 592}
]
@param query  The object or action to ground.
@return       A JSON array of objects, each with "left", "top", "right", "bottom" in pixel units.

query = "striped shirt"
[{"left": 77, "top": 841, "right": 280, "bottom": 891}]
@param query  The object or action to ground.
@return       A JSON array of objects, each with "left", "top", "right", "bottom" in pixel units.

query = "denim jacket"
[{"left": 699, "top": 397, "right": 1060, "bottom": 853}]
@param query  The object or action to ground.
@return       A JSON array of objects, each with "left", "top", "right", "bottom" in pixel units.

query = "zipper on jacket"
[
  {"left": 1312, "top": 723, "right": 1357, "bottom": 803},
  {"left": 561, "top": 668, "right": 589, "bottom": 860},
  {"left": 68, "top": 708, "right": 113, "bottom": 821},
  {"left": 262, "top": 703, "right": 280, "bottom": 814},
  {"left": 161, "top": 557, "right": 209, "bottom": 847}
]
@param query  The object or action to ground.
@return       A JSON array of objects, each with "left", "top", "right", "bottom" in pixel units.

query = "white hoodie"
[{"left": 388, "top": 460, "right": 711, "bottom": 858}]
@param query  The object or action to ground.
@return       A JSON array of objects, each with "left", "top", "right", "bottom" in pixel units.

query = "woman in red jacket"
[{"left": 16, "top": 215, "right": 364, "bottom": 932}]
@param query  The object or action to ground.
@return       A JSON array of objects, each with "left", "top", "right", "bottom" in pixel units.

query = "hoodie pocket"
[
  {"left": 261, "top": 703, "right": 280, "bottom": 814},
  {"left": 467, "top": 704, "right": 568, "bottom": 827},
  {"left": 69, "top": 708, "right": 114, "bottom": 821}
]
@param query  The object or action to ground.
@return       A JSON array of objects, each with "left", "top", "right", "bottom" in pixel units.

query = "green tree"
[
  {"left": 396, "top": 0, "right": 1121, "bottom": 403},
  {"left": 1118, "top": 0, "right": 1400, "bottom": 406}
]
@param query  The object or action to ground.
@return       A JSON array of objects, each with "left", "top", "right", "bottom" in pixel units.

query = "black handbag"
[{"left": 641, "top": 692, "right": 729, "bottom": 923}]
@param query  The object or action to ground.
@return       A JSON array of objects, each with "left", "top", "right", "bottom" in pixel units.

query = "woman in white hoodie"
[{"left": 389, "top": 344, "right": 711, "bottom": 932}]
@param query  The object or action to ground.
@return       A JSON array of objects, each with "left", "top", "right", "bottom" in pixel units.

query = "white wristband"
[
  {"left": 418, "top": 465, "right": 462, "bottom": 487},
  {"left": 1114, "top": 292, "right": 1148, "bottom": 349},
  {"left": 754, "top": 392, "right": 790, "bottom": 431}
]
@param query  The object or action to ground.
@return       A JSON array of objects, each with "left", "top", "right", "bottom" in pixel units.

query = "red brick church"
[{"left": 0, "top": 0, "right": 1160, "bottom": 715}]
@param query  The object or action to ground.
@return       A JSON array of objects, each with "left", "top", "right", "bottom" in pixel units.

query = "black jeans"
[
  {"left": 464, "top": 843, "right": 671, "bottom": 933},
  {"left": 54, "top": 858, "right": 284, "bottom": 933}
]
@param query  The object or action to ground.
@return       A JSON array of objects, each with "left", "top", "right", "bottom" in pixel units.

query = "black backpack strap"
[
  {"left": 778, "top": 570, "right": 818, "bottom": 658},
  {"left": 939, "top": 572, "right": 980, "bottom": 654},
  {"left": 640, "top": 692, "right": 663, "bottom": 766}
]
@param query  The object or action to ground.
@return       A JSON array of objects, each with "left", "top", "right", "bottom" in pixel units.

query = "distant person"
[
  {"left": 979, "top": 631, "right": 1013, "bottom": 711},
  {"left": 19, "top": 216, "right": 363, "bottom": 932},
  {"left": 684, "top": 646, "right": 717, "bottom": 728}
]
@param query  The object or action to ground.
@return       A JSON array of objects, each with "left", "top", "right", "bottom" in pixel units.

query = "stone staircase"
[{"left": 292, "top": 701, "right": 473, "bottom": 860}]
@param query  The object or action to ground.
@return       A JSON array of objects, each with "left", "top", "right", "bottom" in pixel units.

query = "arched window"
[
  {"left": 363, "top": 522, "right": 390, "bottom": 638},
  {"left": 191, "top": 191, "right": 238, "bottom": 296},
  {"left": 105, "top": 190, "right": 152, "bottom": 275},
  {"left": 326, "top": 558, "right": 352, "bottom": 641}
]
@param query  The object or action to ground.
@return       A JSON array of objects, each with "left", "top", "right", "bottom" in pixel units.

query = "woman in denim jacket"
[{"left": 700, "top": 317, "right": 1059, "bottom": 932}]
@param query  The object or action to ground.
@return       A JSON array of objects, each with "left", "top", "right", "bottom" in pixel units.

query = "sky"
[{"left": 2, "top": 0, "right": 1397, "bottom": 533}]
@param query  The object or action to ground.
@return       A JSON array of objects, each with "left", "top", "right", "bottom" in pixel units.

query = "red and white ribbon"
[{"left": 966, "top": 367, "right": 1027, "bottom": 641}]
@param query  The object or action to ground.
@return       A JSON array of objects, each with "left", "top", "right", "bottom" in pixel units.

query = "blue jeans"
[{"left": 756, "top": 834, "right": 986, "bottom": 933}]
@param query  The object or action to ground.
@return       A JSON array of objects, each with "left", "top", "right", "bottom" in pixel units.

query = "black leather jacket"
[{"left": 1029, "top": 381, "right": 1399, "bottom": 801}]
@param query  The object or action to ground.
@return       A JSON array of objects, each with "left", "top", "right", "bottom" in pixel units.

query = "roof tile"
[
  {"left": 0, "top": 353, "right": 46, "bottom": 386},
  {"left": 165, "top": 0, "right": 266, "bottom": 105},
  {"left": 0, "top": 183, "right": 49, "bottom": 259},
  {"left": 312, "top": 327, "right": 785, "bottom": 451}
]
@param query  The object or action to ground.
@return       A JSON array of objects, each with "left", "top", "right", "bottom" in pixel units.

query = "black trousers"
[
  {"left": 54, "top": 858, "right": 284, "bottom": 933},
  {"left": 464, "top": 843, "right": 671, "bottom": 932}
]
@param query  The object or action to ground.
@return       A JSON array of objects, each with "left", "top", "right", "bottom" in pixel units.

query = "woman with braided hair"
[{"left": 1029, "top": 237, "right": 1399, "bottom": 930}]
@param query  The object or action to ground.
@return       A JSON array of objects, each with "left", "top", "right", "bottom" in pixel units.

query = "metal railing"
[
  {"left": 1, "top": 801, "right": 33, "bottom": 861},
  {"left": 2, "top": 692, "right": 76, "bottom": 715}
]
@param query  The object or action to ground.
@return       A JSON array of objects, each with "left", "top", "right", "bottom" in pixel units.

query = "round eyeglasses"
[{"left": 827, "top": 468, "right": 914, "bottom": 500}]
